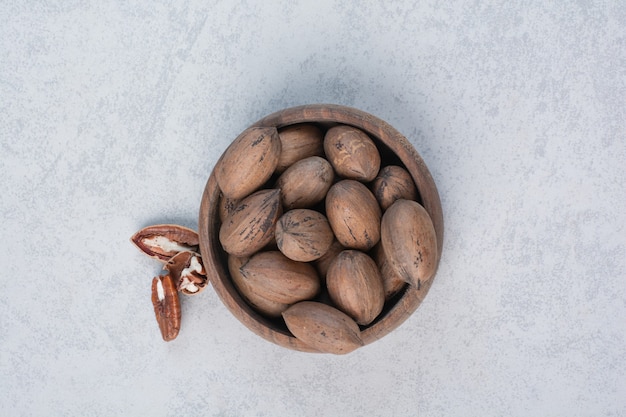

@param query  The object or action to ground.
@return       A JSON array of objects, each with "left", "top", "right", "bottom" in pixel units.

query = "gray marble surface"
[{"left": 1, "top": 1, "right": 624, "bottom": 416}]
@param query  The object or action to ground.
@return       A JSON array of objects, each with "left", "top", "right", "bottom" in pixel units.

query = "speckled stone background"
[{"left": 1, "top": 1, "right": 624, "bottom": 416}]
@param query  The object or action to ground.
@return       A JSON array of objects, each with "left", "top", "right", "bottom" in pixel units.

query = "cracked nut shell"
[
  {"left": 131, "top": 224, "right": 199, "bottom": 262},
  {"left": 163, "top": 251, "right": 208, "bottom": 295}
]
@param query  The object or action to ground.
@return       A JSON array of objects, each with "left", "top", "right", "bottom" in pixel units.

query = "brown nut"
[
  {"left": 372, "top": 243, "right": 407, "bottom": 300},
  {"left": 275, "top": 156, "right": 334, "bottom": 210},
  {"left": 275, "top": 209, "right": 334, "bottom": 262},
  {"left": 218, "top": 193, "right": 239, "bottom": 222},
  {"left": 312, "top": 239, "right": 344, "bottom": 283},
  {"left": 163, "top": 251, "right": 208, "bottom": 295},
  {"left": 239, "top": 251, "right": 320, "bottom": 304},
  {"left": 325, "top": 180, "right": 381, "bottom": 251},
  {"left": 219, "top": 189, "right": 282, "bottom": 257},
  {"left": 371, "top": 165, "right": 419, "bottom": 211},
  {"left": 282, "top": 301, "right": 364, "bottom": 355},
  {"left": 151, "top": 274, "right": 181, "bottom": 342},
  {"left": 228, "top": 255, "right": 289, "bottom": 318},
  {"left": 326, "top": 250, "right": 385, "bottom": 326},
  {"left": 324, "top": 125, "right": 381, "bottom": 182},
  {"left": 276, "top": 123, "right": 324, "bottom": 173},
  {"left": 215, "top": 126, "right": 281, "bottom": 199},
  {"left": 131, "top": 224, "right": 199, "bottom": 262},
  {"left": 380, "top": 199, "right": 438, "bottom": 288}
]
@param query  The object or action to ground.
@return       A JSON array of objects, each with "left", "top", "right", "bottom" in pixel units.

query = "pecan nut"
[
  {"left": 151, "top": 274, "right": 181, "bottom": 341},
  {"left": 164, "top": 251, "right": 208, "bottom": 295},
  {"left": 131, "top": 224, "right": 199, "bottom": 262}
]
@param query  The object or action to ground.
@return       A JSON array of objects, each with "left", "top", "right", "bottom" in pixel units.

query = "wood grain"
[{"left": 199, "top": 104, "right": 443, "bottom": 351}]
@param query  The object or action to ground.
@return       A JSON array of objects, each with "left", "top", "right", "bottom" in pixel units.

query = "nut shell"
[
  {"left": 275, "top": 156, "right": 334, "bottom": 210},
  {"left": 239, "top": 251, "right": 320, "bottom": 304},
  {"left": 218, "top": 193, "right": 239, "bottom": 222},
  {"left": 219, "top": 189, "right": 282, "bottom": 257},
  {"left": 325, "top": 180, "right": 382, "bottom": 251},
  {"left": 215, "top": 126, "right": 281, "bottom": 199},
  {"left": 371, "top": 165, "right": 419, "bottom": 211},
  {"left": 313, "top": 239, "right": 344, "bottom": 283},
  {"left": 372, "top": 243, "right": 406, "bottom": 300},
  {"left": 275, "top": 209, "right": 334, "bottom": 262},
  {"left": 324, "top": 125, "right": 381, "bottom": 182},
  {"left": 131, "top": 224, "right": 199, "bottom": 262},
  {"left": 380, "top": 199, "right": 438, "bottom": 288},
  {"left": 163, "top": 251, "right": 208, "bottom": 295},
  {"left": 282, "top": 301, "right": 364, "bottom": 355},
  {"left": 228, "top": 255, "right": 289, "bottom": 318},
  {"left": 326, "top": 250, "right": 385, "bottom": 325},
  {"left": 276, "top": 124, "right": 324, "bottom": 172}
]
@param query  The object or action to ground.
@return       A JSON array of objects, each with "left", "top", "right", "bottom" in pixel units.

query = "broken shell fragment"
[
  {"left": 131, "top": 224, "right": 199, "bottom": 262},
  {"left": 164, "top": 251, "right": 208, "bottom": 295}
]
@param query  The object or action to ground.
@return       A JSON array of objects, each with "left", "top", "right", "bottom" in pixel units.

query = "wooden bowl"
[{"left": 198, "top": 104, "right": 443, "bottom": 353}]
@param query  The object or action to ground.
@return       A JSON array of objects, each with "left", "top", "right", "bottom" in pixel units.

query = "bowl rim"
[{"left": 199, "top": 103, "right": 443, "bottom": 353}]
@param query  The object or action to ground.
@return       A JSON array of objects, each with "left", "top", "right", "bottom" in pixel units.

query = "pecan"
[
  {"left": 151, "top": 274, "right": 181, "bottom": 341},
  {"left": 164, "top": 251, "right": 208, "bottom": 295},
  {"left": 131, "top": 224, "right": 199, "bottom": 262}
]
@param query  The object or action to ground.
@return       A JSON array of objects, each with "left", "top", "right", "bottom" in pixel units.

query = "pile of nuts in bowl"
[{"left": 212, "top": 123, "right": 438, "bottom": 354}]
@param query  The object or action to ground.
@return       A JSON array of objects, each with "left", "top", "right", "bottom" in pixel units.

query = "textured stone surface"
[{"left": 1, "top": 1, "right": 624, "bottom": 416}]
